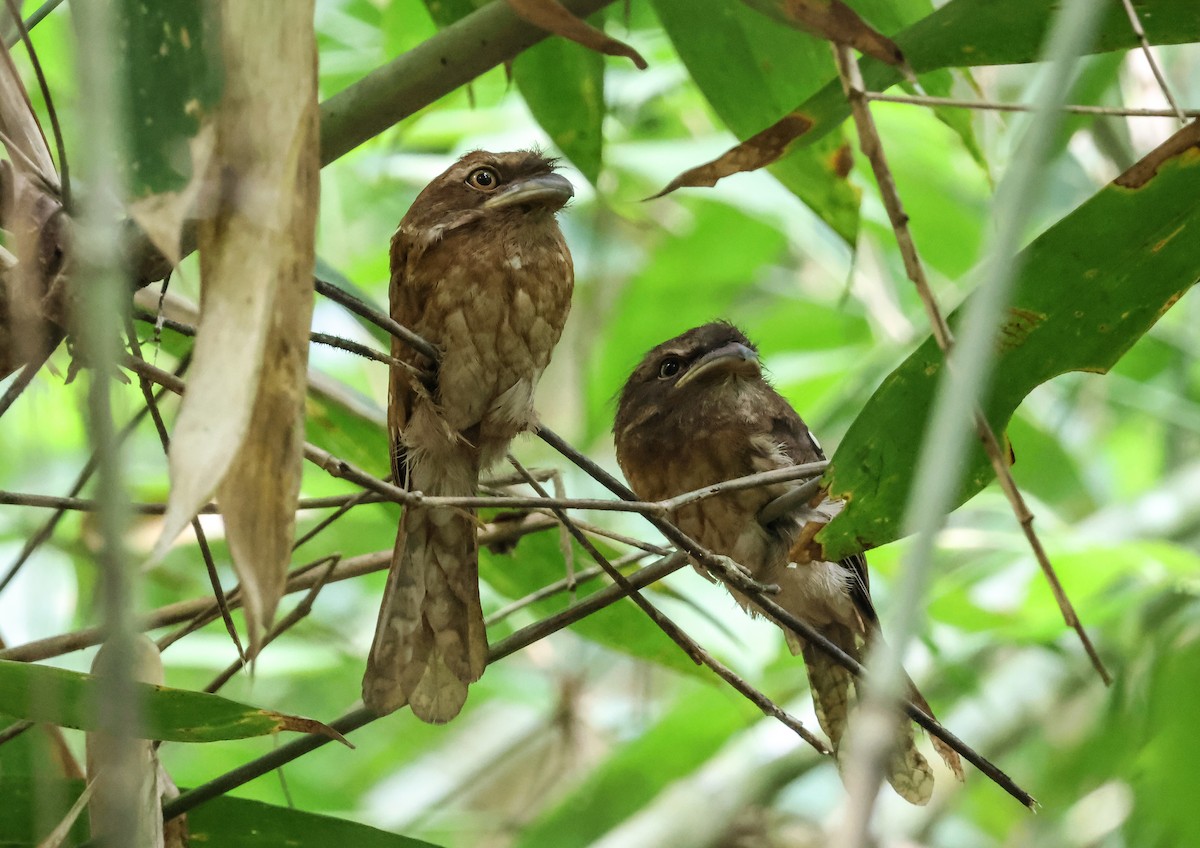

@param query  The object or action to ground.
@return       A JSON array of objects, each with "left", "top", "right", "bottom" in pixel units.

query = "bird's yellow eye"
[
  {"left": 466, "top": 167, "right": 501, "bottom": 191},
  {"left": 658, "top": 357, "right": 683, "bottom": 379}
]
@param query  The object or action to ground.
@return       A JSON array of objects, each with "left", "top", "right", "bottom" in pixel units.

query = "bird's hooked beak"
[
  {"left": 675, "top": 342, "right": 760, "bottom": 389},
  {"left": 483, "top": 172, "right": 574, "bottom": 211}
]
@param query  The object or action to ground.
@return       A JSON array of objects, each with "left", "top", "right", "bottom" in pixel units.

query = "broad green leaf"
[
  {"left": 798, "top": 0, "right": 1200, "bottom": 152},
  {"left": 819, "top": 128, "right": 1200, "bottom": 560},
  {"left": 650, "top": 0, "right": 860, "bottom": 244},
  {"left": 674, "top": 0, "right": 1200, "bottom": 194},
  {"left": 0, "top": 660, "right": 344, "bottom": 744},
  {"left": 115, "top": 0, "right": 221, "bottom": 197},
  {"left": 305, "top": 378, "right": 390, "bottom": 478},
  {"left": 189, "top": 794, "right": 443, "bottom": 847},
  {"left": 0, "top": 778, "right": 441, "bottom": 848},
  {"left": 513, "top": 30, "right": 605, "bottom": 184}
]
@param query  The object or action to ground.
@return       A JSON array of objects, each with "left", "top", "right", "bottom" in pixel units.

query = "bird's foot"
[{"left": 706, "top": 554, "right": 780, "bottom": 595}]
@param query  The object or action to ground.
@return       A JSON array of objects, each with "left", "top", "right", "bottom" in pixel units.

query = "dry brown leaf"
[
  {"left": 0, "top": 39, "right": 65, "bottom": 379},
  {"left": 506, "top": 0, "right": 647, "bottom": 69},
  {"left": 741, "top": 0, "right": 905, "bottom": 67},
  {"left": 127, "top": 123, "right": 216, "bottom": 267},
  {"left": 153, "top": 1, "right": 319, "bottom": 656},
  {"left": 650, "top": 113, "right": 814, "bottom": 198}
]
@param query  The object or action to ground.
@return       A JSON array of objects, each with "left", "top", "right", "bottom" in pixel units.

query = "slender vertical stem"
[
  {"left": 834, "top": 0, "right": 1107, "bottom": 841},
  {"left": 70, "top": 2, "right": 138, "bottom": 845}
]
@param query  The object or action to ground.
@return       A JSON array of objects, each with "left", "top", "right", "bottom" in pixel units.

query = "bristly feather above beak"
[{"left": 675, "top": 341, "right": 760, "bottom": 389}]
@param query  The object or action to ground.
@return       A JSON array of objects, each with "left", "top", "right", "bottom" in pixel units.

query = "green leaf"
[
  {"left": 0, "top": 660, "right": 343, "bottom": 744},
  {"left": 0, "top": 778, "right": 441, "bottom": 848},
  {"left": 793, "top": 0, "right": 1200, "bottom": 153},
  {"left": 818, "top": 129, "right": 1200, "bottom": 560},
  {"left": 650, "top": 0, "right": 860, "bottom": 244},
  {"left": 305, "top": 378, "right": 390, "bottom": 479},
  {"left": 115, "top": 0, "right": 222, "bottom": 196},
  {"left": 188, "top": 794, "right": 443, "bottom": 847},
  {"left": 513, "top": 31, "right": 605, "bottom": 184}
]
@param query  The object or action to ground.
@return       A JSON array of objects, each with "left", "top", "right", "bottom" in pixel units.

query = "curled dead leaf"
[
  {"left": 0, "top": 40, "right": 66, "bottom": 380},
  {"left": 506, "top": 0, "right": 647, "bottom": 69},
  {"left": 650, "top": 113, "right": 814, "bottom": 198},
  {"left": 786, "top": 518, "right": 827, "bottom": 565},
  {"left": 268, "top": 711, "right": 355, "bottom": 748},
  {"left": 154, "top": 3, "right": 319, "bottom": 657},
  {"left": 741, "top": 0, "right": 905, "bottom": 67}
]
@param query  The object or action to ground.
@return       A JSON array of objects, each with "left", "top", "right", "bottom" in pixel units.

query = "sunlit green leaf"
[
  {"left": 514, "top": 31, "right": 605, "bottom": 184},
  {"left": 821, "top": 130, "right": 1200, "bottom": 559},
  {"left": 115, "top": 0, "right": 221, "bottom": 196},
  {"left": 0, "top": 660, "right": 342, "bottom": 744}
]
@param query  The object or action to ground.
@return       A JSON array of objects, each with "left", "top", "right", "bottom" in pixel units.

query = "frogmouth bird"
[
  {"left": 363, "top": 150, "right": 574, "bottom": 723},
  {"left": 613, "top": 322, "right": 962, "bottom": 804}
]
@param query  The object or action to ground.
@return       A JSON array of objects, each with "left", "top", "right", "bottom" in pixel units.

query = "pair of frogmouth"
[{"left": 360, "top": 150, "right": 960, "bottom": 804}]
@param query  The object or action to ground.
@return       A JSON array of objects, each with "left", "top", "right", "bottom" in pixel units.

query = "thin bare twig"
[
  {"left": 313, "top": 277, "right": 439, "bottom": 361},
  {"left": 865, "top": 91, "right": 1200, "bottom": 119},
  {"left": 162, "top": 550, "right": 694, "bottom": 825},
  {"left": 292, "top": 488, "right": 379, "bottom": 551},
  {"left": 131, "top": 308, "right": 410, "bottom": 370},
  {"left": 124, "top": 319, "right": 245, "bottom": 664},
  {"left": 485, "top": 561, "right": 610, "bottom": 626},
  {"left": 1, "top": 516, "right": 558, "bottom": 665},
  {"left": 1119, "top": 0, "right": 1186, "bottom": 125},
  {"left": 0, "top": 489, "right": 390, "bottom": 514},
  {"left": 204, "top": 556, "right": 341, "bottom": 694},
  {"left": 837, "top": 46, "right": 1110, "bottom": 685},
  {"left": 0, "top": 346, "right": 52, "bottom": 420},
  {"left": 535, "top": 427, "right": 1036, "bottom": 809},
  {"left": 0, "top": 356, "right": 190, "bottom": 595},
  {"left": 507, "top": 454, "right": 829, "bottom": 753}
]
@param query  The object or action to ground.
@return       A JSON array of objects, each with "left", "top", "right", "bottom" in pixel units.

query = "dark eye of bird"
[
  {"left": 658, "top": 357, "right": 683, "bottom": 379},
  {"left": 466, "top": 167, "right": 500, "bottom": 191}
]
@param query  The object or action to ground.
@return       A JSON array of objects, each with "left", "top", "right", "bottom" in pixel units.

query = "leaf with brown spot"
[
  {"left": 152, "top": 2, "right": 319, "bottom": 656},
  {"left": 118, "top": 1, "right": 222, "bottom": 266},
  {"left": 505, "top": 0, "right": 647, "bottom": 69},
  {"left": 818, "top": 120, "right": 1200, "bottom": 561},
  {"left": 741, "top": 0, "right": 906, "bottom": 67},
  {"left": 650, "top": 113, "right": 813, "bottom": 198}
]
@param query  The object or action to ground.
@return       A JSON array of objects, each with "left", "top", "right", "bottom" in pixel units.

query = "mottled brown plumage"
[
  {"left": 363, "top": 150, "right": 574, "bottom": 722},
  {"left": 613, "top": 322, "right": 962, "bottom": 804}
]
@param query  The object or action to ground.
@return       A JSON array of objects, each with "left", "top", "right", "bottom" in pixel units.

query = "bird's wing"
[
  {"left": 387, "top": 232, "right": 439, "bottom": 485},
  {"left": 766, "top": 397, "right": 877, "bottom": 627}
]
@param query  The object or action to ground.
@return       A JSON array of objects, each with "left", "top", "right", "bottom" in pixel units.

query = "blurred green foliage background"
[{"left": 2, "top": 1, "right": 1200, "bottom": 846}]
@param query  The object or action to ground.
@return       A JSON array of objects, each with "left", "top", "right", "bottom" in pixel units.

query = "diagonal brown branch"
[
  {"left": 123, "top": 320, "right": 246, "bottom": 664},
  {"left": 835, "top": 45, "right": 1110, "bottom": 686},
  {"left": 507, "top": 455, "right": 829, "bottom": 754},
  {"left": 1118, "top": 0, "right": 1186, "bottom": 125}
]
